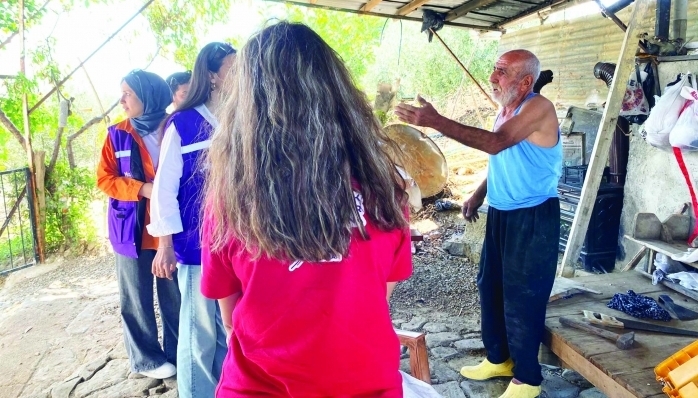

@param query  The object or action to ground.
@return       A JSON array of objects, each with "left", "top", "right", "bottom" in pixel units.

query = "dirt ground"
[{"left": 391, "top": 207, "right": 481, "bottom": 321}]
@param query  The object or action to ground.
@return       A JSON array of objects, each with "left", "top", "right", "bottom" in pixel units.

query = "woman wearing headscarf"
[
  {"left": 97, "top": 69, "right": 181, "bottom": 379},
  {"left": 148, "top": 42, "right": 235, "bottom": 398}
]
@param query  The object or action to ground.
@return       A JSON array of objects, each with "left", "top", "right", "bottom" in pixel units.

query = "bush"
[{"left": 44, "top": 161, "right": 99, "bottom": 252}]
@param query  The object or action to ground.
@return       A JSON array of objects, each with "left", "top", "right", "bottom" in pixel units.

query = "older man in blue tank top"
[{"left": 396, "top": 49, "right": 561, "bottom": 398}]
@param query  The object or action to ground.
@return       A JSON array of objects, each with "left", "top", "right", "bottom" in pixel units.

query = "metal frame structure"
[
  {"left": 0, "top": 167, "right": 38, "bottom": 275},
  {"left": 268, "top": 0, "right": 583, "bottom": 32}
]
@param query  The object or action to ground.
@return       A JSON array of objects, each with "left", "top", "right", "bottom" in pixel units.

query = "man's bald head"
[{"left": 500, "top": 49, "right": 541, "bottom": 87}]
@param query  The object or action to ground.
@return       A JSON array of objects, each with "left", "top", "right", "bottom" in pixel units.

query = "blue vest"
[
  {"left": 166, "top": 108, "right": 212, "bottom": 265},
  {"left": 107, "top": 124, "right": 148, "bottom": 258},
  {"left": 487, "top": 93, "right": 562, "bottom": 210}
]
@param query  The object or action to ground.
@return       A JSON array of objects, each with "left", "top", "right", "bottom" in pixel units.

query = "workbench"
[{"left": 544, "top": 271, "right": 698, "bottom": 398}]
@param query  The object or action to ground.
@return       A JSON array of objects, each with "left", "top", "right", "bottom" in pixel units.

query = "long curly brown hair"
[{"left": 205, "top": 21, "right": 408, "bottom": 262}]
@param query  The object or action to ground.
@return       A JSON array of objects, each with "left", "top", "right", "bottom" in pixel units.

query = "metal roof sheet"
[{"left": 268, "top": 0, "right": 576, "bottom": 31}]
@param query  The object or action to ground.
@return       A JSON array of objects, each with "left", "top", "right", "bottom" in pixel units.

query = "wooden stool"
[{"left": 396, "top": 329, "right": 430, "bottom": 384}]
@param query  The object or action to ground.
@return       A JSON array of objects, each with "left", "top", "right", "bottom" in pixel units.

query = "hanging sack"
[
  {"left": 669, "top": 83, "right": 698, "bottom": 150},
  {"left": 619, "top": 64, "right": 650, "bottom": 120},
  {"left": 644, "top": 73, "right": 692, "bottom": 148}
]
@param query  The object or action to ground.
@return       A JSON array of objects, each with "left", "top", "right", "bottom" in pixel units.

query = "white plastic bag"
[
  {"left": 669, "top": 85, "right": 698, "bottom": 150},
  {"left": 665, "top": 271, "right": 698, "bottom": 291},
  {"left": 620, "top": 68, "right": 650, "bottom": 117},
  {"left": 401, "top": 371, "right": 443, "bottom": 398},
  {"left": 644, "top": 73, "right": 692, "bottom": 148}
]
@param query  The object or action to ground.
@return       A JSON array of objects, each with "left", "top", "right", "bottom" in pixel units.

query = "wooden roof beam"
[
  {"left": 446, "top": 0, "right": 498, "bottom": 21},
  {"left": 397, "top": 0, "right": 431, "bottom": 16},
  {"left": 360, "top": 0, "right": 383, "bottom": 11}
]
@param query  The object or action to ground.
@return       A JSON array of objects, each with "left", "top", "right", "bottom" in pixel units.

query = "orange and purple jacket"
[{"left": 96, "top": 119, "right": 158, "bottom": 251}]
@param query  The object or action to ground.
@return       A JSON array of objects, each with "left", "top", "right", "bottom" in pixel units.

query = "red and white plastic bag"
[
  {"left": 669, "top": 84, "right": 698, "bottom": 150},
  {"left": 644, "top": 73, "right": 692, "bottom": 148}
]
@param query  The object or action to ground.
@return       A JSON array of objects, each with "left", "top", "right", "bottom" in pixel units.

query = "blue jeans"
[
  {"left": 115, "top": 251, "right": 181, "bottom": 373},
  {"left": 177, "top": 264, "right": 228, "bottom": 398}
]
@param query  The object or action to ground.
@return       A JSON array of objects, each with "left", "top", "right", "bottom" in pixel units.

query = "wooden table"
[{"left": 544, "top": 271, "right": 698, "bottom": 398}]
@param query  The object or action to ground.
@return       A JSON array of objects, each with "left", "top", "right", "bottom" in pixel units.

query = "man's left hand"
[{"left": 394, "top": 95, "right": 441, "bottom": 128}]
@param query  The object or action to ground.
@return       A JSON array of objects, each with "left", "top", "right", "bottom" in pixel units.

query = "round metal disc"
[{"left": 384, "top": 124, "right": 448, "bottom": 198}]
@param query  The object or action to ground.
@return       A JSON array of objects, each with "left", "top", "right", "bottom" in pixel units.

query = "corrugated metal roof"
[
  {"left": 500, "top": 0, "right": 698, "bottom": 111},
  {"left": 268, "top": 0, "right": 576, "bottom": 31}
]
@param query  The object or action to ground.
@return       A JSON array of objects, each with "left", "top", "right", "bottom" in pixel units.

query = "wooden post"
[
  {"left": 558, "top": 0, "right": 651, "bottom": 278},
  {"left": 19, "top": 0, "right": 45, "bottom": 262},
  {"left": 33, "top": 151, "right": 46, "bottom": 248}
]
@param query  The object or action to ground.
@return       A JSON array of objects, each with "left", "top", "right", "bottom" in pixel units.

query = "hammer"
[{"left": 559, "top": 316, "right": 635, "bottom": 350}]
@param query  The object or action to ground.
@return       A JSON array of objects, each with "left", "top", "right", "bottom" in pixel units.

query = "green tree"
[
  {"left": 361, "top": 20, "right": 499, "bottom": 105},
  {"left": 284, "top": 5, "right": 385, "bottom": 87},
  {"left": 144, "top": 0, "right": 231, "bottom": 67},
  {"left": 0, "top": 0, "right": 236, "bottom": 257}
]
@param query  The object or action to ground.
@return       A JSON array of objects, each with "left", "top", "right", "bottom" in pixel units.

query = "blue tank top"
[{"left": 487, "top": 93, "right": 562, "bottom": 211}]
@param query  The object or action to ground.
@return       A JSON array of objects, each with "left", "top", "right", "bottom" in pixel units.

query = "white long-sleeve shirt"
[{"left": 147, "top": 104, "right": 217, "bottom": 237}]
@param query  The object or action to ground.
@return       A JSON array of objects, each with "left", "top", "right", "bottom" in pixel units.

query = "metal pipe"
[
  {"left": 672, "top": 0, "right": 687, "bottom": 41},
  {"left": 655, "top": 0, "right": 671, "bottom": 41}
]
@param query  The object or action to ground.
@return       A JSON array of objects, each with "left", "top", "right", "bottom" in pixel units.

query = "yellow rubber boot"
[
  {"left": 499, "top": 381, "right": 541, "bottom": 398},
  {"left": 459, "top": 358, "right": 514, "bottom": 380}
]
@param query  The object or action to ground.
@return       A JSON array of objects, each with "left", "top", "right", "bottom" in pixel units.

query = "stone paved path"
[
  {"left": 0, "top": 256, "right": 608, "bottom": 398},
  {"left": 394, "top": 316, "right": 609, "bottom": 398},
  {"left": 0, "top": 256, "right": 177, "bottom": 398}
]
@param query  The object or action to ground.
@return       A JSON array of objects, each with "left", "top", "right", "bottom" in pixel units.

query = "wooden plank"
[
  {"left": 621, "top": 248, "right": 648, "bottom": 272},
  {"left": 635, "top": 269, "right": 698, "bottom": 302},
  {"left": 446, "top": 0, "right": 498, "bottom": 21},
  {"left": 545, "top": 321, "right": 625, "bottom": 358},
  {"left": 591, "top": 333, "right": 696, "bottom": 368},
  {"left": 543, "top": 274, "right": 698, "bottom": 397},
  {"left": 614, "top": 369, "right": 666, "bottom": 398},
  {"left": 589, "top": 340, "right": 694, "bottom": 397},
  {"left": 548, "top": 272, "right": 665, "bottom": 302},
  {"left": 559, "top": 0, "right": 652, "bottom": 278},
  {"left": 625, "top": 236, "right": 698, "bottom": 269},
  {"left": 657, "top": 54, "right": 698, "bottom": 62},
  {"left": 396, "top": 0, "right": 431, "bottom": 16},
  {"left": 548, "top": 331, "right": 637, "bottom": 398},
  {"left": 359, "top": 0, "right": 382, "bottom": 11}
]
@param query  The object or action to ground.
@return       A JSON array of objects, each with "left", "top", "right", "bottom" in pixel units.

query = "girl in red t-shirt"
[{"left": 200, "top": 22, "right": 413, "bottom": 397}]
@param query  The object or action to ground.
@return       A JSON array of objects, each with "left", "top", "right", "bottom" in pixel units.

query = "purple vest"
[
  {"left": 167, "top": 108, "right": 212, "bottom": 265},
  {"left": 107, "top": 126, "right": 148, "bottom": 258}
]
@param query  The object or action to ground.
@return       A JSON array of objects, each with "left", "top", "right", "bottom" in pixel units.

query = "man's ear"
[{"left": 522, "top": 75, "right": 534, "bottom": 91}]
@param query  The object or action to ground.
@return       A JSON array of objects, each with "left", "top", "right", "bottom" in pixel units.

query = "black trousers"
[{"left": 478, "top": 198, "right": 560, "bottom": 386}]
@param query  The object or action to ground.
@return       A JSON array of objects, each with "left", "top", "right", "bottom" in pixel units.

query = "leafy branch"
[{"left": 0, "top": 0, "right": 51, "bottom": 52}]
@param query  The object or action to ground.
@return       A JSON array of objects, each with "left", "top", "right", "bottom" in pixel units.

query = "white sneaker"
[{"left": 139, "top": 362, "right": 176, "bottom": 379}]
